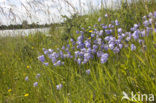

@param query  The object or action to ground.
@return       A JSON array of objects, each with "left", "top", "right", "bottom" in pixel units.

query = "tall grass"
[{"left": 0, "top": 0, "right": 156, "bottom": 103}]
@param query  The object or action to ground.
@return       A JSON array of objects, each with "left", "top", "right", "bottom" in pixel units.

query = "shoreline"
[{"left": 0, "top": 27, "right": 50, "bottom": 37}]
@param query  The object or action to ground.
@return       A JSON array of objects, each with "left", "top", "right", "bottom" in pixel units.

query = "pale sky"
[{"left": 0, "top": 0, "right": 118, "bottom": 25}]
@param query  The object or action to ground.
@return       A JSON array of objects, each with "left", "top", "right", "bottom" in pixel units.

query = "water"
[{"left": 0, "top": 28, "right": 50, "bottom": 37}]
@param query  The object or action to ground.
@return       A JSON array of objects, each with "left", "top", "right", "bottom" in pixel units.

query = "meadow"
[{"left": 0, "top": 0, "right": 156, "bottom": 103}]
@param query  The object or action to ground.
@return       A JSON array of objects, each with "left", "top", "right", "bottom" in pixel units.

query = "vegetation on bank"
[{"left": 0, "top": 21, "right": 60, "bottom": 30}]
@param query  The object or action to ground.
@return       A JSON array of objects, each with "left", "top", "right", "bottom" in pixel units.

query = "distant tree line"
[{"left": 0, "top": 20, "right": 60, "bottom": 30}]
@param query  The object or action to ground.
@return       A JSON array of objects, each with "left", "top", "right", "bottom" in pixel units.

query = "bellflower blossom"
[
  {"left": 33, "top": 82, "right": 38, "bottom": 87},
  {"left": 132, "top": 30, "right": 140, "bottom": 40},
  {"left": 43, "top": 62, "right": 49, "bottom": 66},
  {"left": 91, "top": 34, "right": 95, "bottom": 37},
  {"left": 98, "top": 17, "right": 101, "bottom": 22},
  {"left": 131, "top": 44, "right": 136, "bottom": 51},
  {"left": 56, "top": 84, "right": 63, "bottom": 90},
  {"left": 93, "top": 45, "right": 98, "bottom": 50},
  {"left": 109, "top": 43, "right": 115, "bottom": 50},
  {"left": 102, "top": 26, "right": 108, "bottom": 29},
  {"left": 118, "top": 28, "right": 122, "bottom": 33},
  {"left": 36, "top": 73, "right": 41, "bottom": 79},
  {"left": 134, "top": 24, "right": 139, "bottom": 30},
  {"left": 77, "top": 58, "right": 81, "bottom": 65},
  {"left": 101, "top": 53, "right": 109, "bottom": 64},
  {"left": 105, "top": 30, "right": 111, "bottom": 34},
  {"left": 115, "top": 20, "right": 119, "bottom": 26},
  {"left": 85, "top": 40, "right": 91, "bottom": 48},
  {"left": 38, "top": 55, "right": 45, "bottom": 63},
  {"left": 54, "top": 60, "right": 62, "bottom": 66},
  {"left": 99, "top": 30, "right": 103, "bottom": 36},
  {"left": 25, "top": 76, "right": 29, "bottom": 81},
  {"left": 154, "top": 11, "right": 156, "bottom": 18},
  {"left": 105, "top": 36, "right": 110, "bottom": 41},
  {"left": 119, "top": 44, "right": 123, "bottom": 49},
  {"left": 105, "top": 13, "right": 108, "bottom": 17},
  {"left": 113, "top": 47, "right": 120, "bottom": 53},
  {"left": 76, "top": 30, "right": 79, "bottom": 34},
  {"left": 97, "top": 51, "right": 104, "bottom": 57},
  {"left": 143, "top": 20, "right": 149, "bottom": 27},
  {"left": 86, "top": 69, "right": 91, "bottom": 75}
]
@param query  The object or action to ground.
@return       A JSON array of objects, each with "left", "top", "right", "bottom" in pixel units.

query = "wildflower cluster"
[
  {"left": 25, "top": 73, "right": 40, "bottom": 87},
  {"left": 37, "top": 12, "right": 156, "bottom": 66}
]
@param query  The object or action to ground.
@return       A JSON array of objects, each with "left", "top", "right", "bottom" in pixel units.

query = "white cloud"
[{"left": 0, "top": 0, "right": 117, "bottom": 25}]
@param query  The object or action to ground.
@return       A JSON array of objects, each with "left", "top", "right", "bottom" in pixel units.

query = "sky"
[{"left": 0, "top": 0, "right": 118, "bottom": 25}]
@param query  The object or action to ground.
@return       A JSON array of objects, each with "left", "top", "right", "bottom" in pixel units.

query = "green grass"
[{"left": 0, "top": 0, "right": 156, "bottom": 103}]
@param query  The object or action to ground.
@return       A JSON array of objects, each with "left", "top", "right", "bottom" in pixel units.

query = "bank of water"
[{"left": 0, "top": 28, "right": 50, "bottom": 37}]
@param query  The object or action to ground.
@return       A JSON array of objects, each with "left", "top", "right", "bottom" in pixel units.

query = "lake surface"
[{"left": 0, "top": 28, "right": 50, "bottom": 37}]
